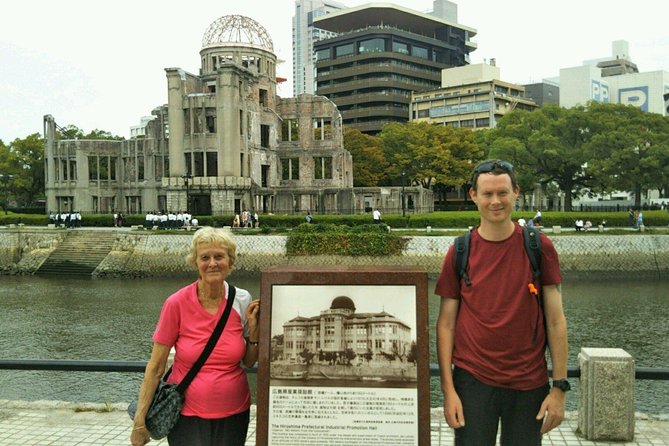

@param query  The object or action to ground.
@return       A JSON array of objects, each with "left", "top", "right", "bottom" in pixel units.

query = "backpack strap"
[
  {"left": 522, "top": 226, "right": 542, "bottom": 283},
  {"left": 453, "top": 231, "right": 472, "bottom": 286}
]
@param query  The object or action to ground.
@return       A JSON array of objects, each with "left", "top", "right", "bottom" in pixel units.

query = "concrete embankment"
[{"left": 1, "top": 228, "right": 668, "bottom": 278}]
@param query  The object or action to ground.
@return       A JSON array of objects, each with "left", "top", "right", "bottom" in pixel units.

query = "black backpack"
[{"left": 454, "top": 225, "right": 542, "bottom": 287}]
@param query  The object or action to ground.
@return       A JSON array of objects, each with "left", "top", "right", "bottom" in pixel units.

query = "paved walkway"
[{"left": 0, "top": 401, "right": 667, "bottom": 445}]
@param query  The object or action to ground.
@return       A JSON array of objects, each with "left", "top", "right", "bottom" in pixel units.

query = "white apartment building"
[{"left": 559, "top": 40, "right": 669, "bottom": 115}]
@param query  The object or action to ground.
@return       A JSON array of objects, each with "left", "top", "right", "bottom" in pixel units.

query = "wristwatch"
[{"left": 552, "top": 379, "right": 571, "bottom": 392}]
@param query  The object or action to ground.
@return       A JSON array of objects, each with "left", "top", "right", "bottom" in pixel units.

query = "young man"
[{"left": 435, "top": 160, "right": 569, "bottom": 445}]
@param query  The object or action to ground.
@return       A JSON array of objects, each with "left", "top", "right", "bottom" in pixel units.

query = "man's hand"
[
  {"left": 536, "top": 388, "right": 566, "bottom": 433},
  {"left": 443, "top": 389, "right": 465, "bottom": 429}
]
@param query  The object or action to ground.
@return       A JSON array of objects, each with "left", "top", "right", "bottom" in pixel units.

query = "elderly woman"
[{"left": 131, "top": 227, "right": 259, "bottom": 446}]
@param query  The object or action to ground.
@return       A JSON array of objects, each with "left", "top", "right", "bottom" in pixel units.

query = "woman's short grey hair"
[{"left": 186, "top": 226, "right": 237, "bottom": 268}]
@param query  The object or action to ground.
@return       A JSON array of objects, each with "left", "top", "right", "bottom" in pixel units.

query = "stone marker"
[{"left": 578, "top": 347, "right": 635, "bottom": 441}]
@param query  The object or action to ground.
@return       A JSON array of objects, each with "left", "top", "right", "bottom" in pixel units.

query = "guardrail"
[{"left": 1, "top": 359, "right": 668, "bottom": 381}]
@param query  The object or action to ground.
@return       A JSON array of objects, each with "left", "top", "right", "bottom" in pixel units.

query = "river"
[{"left": 0, "top": 274, "right": 667, "bottom": 414}]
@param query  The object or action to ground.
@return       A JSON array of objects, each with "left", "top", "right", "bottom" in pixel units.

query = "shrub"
[{"left": 286, "top": 223, "right": 407, "bottom": 256}]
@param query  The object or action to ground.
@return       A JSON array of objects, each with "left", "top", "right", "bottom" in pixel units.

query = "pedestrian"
[
  {"left": 373, "top": 208, "right": 382, "bottom": 224},
  {"left": 435, "top": 159, "right": 569, "bottom": 445},
  {"left": 534, "top": 209, "right": 542, "bottom": 225},
  {"left": 305, "top": 211, "right": 314, "bottom": 224},
  {"left": 628, "top": 208, "right": 635, "bottom": 227},
  {"left": 130, "top": 227, "right": 259, "bottom": 446},
  {"left": 254, "top": 211, "right": 259, "bottom": 228}
]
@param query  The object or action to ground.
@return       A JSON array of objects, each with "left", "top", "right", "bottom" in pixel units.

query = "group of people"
[
  {"left": 48, "top": 211, "right": 82, "bottom": 228},
  {"left": 232, "top": 209, "right": 259, "bottom": 228},
  {"left": 131, "top": 159, "right": 569, "bottom": 446},
  {"left": 144, "top": 211, "right": 195, "bottom": 230},
  {"left": 574, "top": 218, "right": 593, "bottom": 231}
]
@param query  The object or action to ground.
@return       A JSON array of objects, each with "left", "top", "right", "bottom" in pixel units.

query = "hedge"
[
  {"left": 286, "top": 223, "right": 407, "bottom": 256},
  {"left": 1, "top": 210, "right": 667, "bottom": 229}
]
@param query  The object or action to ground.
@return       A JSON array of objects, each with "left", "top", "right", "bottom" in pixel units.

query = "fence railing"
[{"left": 1, "top": 359, "right": 668, "bottom": 381}]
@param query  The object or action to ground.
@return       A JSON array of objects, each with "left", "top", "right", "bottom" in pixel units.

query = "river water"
[{"left": 0, "top": 274, "right": 667, "bottom": 414}]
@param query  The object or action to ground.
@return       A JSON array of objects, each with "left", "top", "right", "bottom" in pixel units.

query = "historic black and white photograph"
[{"left": 269, "top": 284, "right": 418, "bottom": 388}]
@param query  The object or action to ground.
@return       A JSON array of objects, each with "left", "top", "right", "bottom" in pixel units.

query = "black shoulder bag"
[{"left": 128, "top": 284, "right": 236, "bottom": 439}]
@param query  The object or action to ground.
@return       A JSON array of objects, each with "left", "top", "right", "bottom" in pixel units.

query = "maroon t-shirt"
[{"left": 435, "top": 224, "right": 562, "bottom": 390}]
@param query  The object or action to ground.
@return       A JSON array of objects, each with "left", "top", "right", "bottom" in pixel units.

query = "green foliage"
[
  {"left": 286, "top": 223, "right": 407, "bottom": 256},
  {"left": 343, "top": 128, "right": 388, "bottom": 187},
  {"left": 0, "top": 133, "right": 45, "bottom": 208},
  {"left": 379, "top": 121, "right": 484, "bottom": 188},
  {"left": 488, "top": 103, "right": 669, "bottom": 211}
]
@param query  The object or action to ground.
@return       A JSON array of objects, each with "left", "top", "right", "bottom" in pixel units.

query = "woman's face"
[{"left": 196, "top": 243, "right": 231, "bottom": 284}]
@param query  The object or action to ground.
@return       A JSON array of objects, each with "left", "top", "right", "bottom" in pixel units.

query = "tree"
[
  {"left": 56, "top": 124, "right": 124, "bottom": 141},
  {"left": 343, "top": 128, "right": 388, "bottom": 187},
  {"left": 342, "top": 348, "right": 357, "bottom": 365},
  {"left": 379, "top": 121, "right": 483, "bottom": 189},
  {"left": 489, "top": 105, "right": 596, "bottom": 211},
  {"left": 4, "top": 133, "right": 45, "bottom": 207},
  {"left": 586, "top": 103, "right": 669, "bottom": 208},
  {"left": 299, "top": 348, "right": 316, "bottom": 365}
]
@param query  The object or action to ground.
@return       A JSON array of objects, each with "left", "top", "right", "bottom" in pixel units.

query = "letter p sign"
[{"left": 618, "top": 86, "right": 649, "bottom": 111}]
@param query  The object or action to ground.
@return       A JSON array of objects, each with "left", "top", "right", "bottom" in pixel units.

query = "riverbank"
[
  {"left": 0, "top": 227, "right": 668, "bottom": 278},
  {"left": 0, "top": 401, "right": 667, "bottom": 446}
]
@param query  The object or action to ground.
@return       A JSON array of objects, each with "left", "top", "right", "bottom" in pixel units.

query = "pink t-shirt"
[
  {"left": 153, "top": 281, "right": 253, "bottom": 418},
  {"left": 435, "top": 224, "right": 562, "bottom": 390}
]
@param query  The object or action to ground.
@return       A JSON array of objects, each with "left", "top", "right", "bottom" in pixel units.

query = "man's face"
[{"left": 469, "top": 173, "right": 519, "bottom": 225}]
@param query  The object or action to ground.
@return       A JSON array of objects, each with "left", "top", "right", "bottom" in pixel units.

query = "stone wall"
[
  {"left": 0, "top": 230, "right": 67, "bottom": 274},
  {"left": 1, "top": 229, "right": 668, "bottom": 278}
]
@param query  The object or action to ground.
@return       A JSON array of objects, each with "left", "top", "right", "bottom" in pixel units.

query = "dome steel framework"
[{"left": 202, "top": 15, "right": 273, "bottom": 51}]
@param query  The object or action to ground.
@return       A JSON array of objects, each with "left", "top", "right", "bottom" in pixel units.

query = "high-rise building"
[
  {"left": 312, "top": 2, "right": 476, "bottom": 134},
  {"left": 293, "top": 0, "right": 346, "bottom": 96}
]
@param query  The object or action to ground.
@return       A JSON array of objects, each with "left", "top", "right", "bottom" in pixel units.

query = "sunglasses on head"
[{"left": 473, "top": 160, "right": 514, "bottom": 174}]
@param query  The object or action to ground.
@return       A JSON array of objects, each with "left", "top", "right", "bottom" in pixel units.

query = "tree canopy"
[
  {"left": 485, "top": 103, "right": 669, "bottom": 210},
  {"left": 378, "top": 121, "right": 483, "bottom": 189}
]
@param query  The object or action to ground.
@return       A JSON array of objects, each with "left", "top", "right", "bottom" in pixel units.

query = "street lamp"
[
  {"left": 401, "top": 171, "right": 406, "bottom": 217},
  {"left": 181, "top": 173, "right": 192, "bottom": 214}
]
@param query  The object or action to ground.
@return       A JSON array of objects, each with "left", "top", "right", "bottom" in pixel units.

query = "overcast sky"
[{"left": 1, "top": 0, "right": 667, "bottom": 143}]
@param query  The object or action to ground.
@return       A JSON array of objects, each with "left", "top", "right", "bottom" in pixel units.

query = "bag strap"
[
  {"left": 176, "top": 283, "right": 236, "bottom": 393},
  {"left": 522, "top": 226, "right": 542, "bottom": 282},
  {"left": 453, "top": 229, "right": 473, "bottom": 286}
]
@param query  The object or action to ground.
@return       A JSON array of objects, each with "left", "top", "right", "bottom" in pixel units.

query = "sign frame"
[{"left": 255, "top": 265, "right": 430, "bottom": 446}]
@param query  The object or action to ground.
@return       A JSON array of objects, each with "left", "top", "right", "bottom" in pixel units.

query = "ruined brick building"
[{"left": 44, "top": 15, "right": 431, "bottom": 216}]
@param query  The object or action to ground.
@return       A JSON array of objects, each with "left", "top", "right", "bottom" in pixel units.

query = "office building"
[
  {"left": 313, "top": 2, "right": 477, "bottom": 134},
  {"left": 410, "top": 62, "right": 537, "bottom": 129}
]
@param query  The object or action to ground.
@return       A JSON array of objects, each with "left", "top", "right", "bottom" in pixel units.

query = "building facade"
[
  {"left": 292, "top": 0, "right": 346, "bottom": 96},
  {"left": 280, "top": 295, "right": 413, "bottom": 364},
  {"left": 313, "top": 2, "right": 476, "bottom": 134},
  {"left": 410, "top": 63, "right": 537, "bottom": 129},
  {"left": 523, "top": 81, "right": 560, "bottom": 107},
  {"left": 44, "top": 15, "right": 356, "bottom": 216},
  {"left": 559, "top": 40, "right": 669, "bottom": 115}
]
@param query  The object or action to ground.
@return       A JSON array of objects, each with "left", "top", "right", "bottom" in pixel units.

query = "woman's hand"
[
  {"left": 246, "top": 299, "right": 260, "bottom": 339},
  {"left": 130, "top": 425, "right": 151, "bottom": 445}
]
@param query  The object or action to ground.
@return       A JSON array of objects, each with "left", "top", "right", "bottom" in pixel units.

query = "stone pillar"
[{"left": 578, "top": 348, "right": 635, "bottom": 441}]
